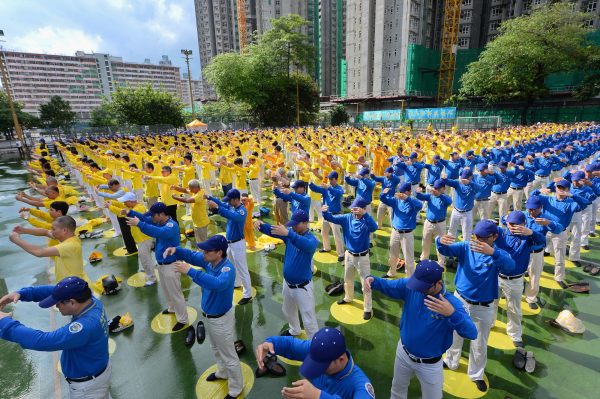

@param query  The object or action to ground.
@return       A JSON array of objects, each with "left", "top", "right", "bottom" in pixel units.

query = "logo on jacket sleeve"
[{"left": 69, "top": 322, "right": 83, "bottom": 333}]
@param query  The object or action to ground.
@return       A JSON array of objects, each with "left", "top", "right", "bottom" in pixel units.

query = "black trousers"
[
  {"left": 117, "top": 217, "right": 138, "bottom": 254},
  {"left": 166, "top": 205, "right": 179, "bottom": 225}
]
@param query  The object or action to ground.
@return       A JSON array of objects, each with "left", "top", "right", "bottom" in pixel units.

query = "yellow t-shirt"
[
  {"left": 148, "top": 174, "right": 179, "bottom": 206},
  {"left": 54, "top": 236, "right": 87, "bottom": 282},
  {"left": 191, "top": 191, "right": 209, "bottom": 228}
]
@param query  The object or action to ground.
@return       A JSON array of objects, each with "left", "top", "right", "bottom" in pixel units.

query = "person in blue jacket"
[
  {"left": 416, "top": 179, "right": 452, "bottom": 268},
  {"left": 0, "top": 277, "right": 111, "bottom": 399},
  {"left": 207, "top": 189, "right": 253, "bottom": 305},
  {"left": 506, "top": 160, "right": 535, "bottom": 211},
  {"left": 324, "top": 197, "right": 379, "bottom": 320},
  {"left": 255, "top": 327, "right": 375, "bottom": 399},
  {"left": 164, "top": 235, "right": 243, "bottom": 399},
  {"left": 255, "top": 209, "right": 320, "bottom": 338},
  {"left": 364, "top": 260, "right": 477, "bottom": 399},
  {"left": 436, "top": 220, "right": 516, "bottom": 392},
  {"left": 371, "top": 166, "right": 400, "bottom": 227},
  {"left": 309, "top": 171, "right": 345, "bottom": 262},
  {"left": 445, "top": 168, "right": 484, "bottom": 241},
  {"left": 274, "top": 180, "right": 311, "bottom": 215}
]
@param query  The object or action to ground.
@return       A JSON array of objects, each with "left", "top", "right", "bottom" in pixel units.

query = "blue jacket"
[
  {"left": 530, "top": 190, "right": 582, "bottom": 229},
  {"left": 379, "top": 193, "right": 422, "bottom": 231},
  {"left": 129, "top": 210, "right": 180, "bottom": 263},
  {"left": 208, "top": 196, "right": 246, "bottom": 241},
  {"left": 274, "top": 188, "right": 311, "bottom": 214},
  {"left": 491, "top": 170, "right": 511, "bottom": 193},
  {"left": 444, "top": 178, "right": 484, "bottom": 212},
  {"left": 370, "top": 277, "right": 477, "bottom": 358},
  {"left": 443, "top": 158, "right": 464, "bottom": 179},
  {"left": 309, "top": 183, "right": 344, "bottom": 214},
  {"left": 493, "top": 225, "right": 546, "bottom": 276},
  {"left": 436, "top": 238, "right": 516, "bottom": 302},
  {"left": 395, "top": 161, "right": 425, "bottom": 184},
  {"left": 0, "top": 286, "right": 108, "bottom": 379},
  {"left": 371, "top": 174, "right": 400, "bottom": 198},
  {"left": 423, "top": 162, "right": 444, "bottom": 185},
  {"left": 474, "top": 173, "right": 500, "bottom": 200},
  {"left": 265, "top": 336, "right": 374, "bottom": 399},
  {"left": 173, "top": 248, "right": 235, "bottom": 315},
  {"left": 323, "top": 212, "right": 378, "bottom": 253},
  {"left": 416, "top": 192, "right": 452, "bottom": 222},
  {"left": 259, "top": 223, "right": 318, "bottom": 284},
  {"left": 508, "top": 168, "right": 534, "bottom": 189},
  {"left": 345, "top": 176, "right": 375, "bottom": 203},
  {"left": 522, "top": 213, "right": 563, "bottom": 251}
]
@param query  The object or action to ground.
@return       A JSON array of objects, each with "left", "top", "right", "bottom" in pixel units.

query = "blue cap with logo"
[
  {"left": 409, "top": 152, "right": 418, "bottom": 159},
  {"left": 525, "top": 195, "right": 543, "bottom": 209},
  {"left": 556, "top": 179, "right": 571, "bottom": 188},
  {"left": 291, "top": 180, "right": 306, "bottom": 189},
  {"left": 506, "top": 210, "right": 526, "bottom": 225},
  {"left": 473, "top": 220, "right": 498, "bottom": 238},
  {"left": 433, "top": 179, "right": 446, "bottom": 190},
  {"left": 197, "top": 235, "right": 228, "bottom": 252},
  {"left": 300, "top": 327, "right": 347, "bottom": 379},
  {"left": 476, "top": 163, "right": 488, "bottom": 172},
  {"left": 350, "top": 196, "right": 369, "bottom": 208},
  {"left": 39, "top": 277, "right": 90, "bottom": 308},
  {"left": 515, "top": 160, "right": 524, "bottom": 166},
  {"left": 327, "top": 171, "right": 339, "bottom": 179},
  {"left": 406, "top": 260, "right": 443, "bottom": 293},
  {"left": 385, "top": 166, "right": 394, "bottom": 174},
  {"left": 286, "top": 209, "right": 309, "bottom": 227},
  {"left": 223, "top": 188, "right": 241, "bottom": 201},
  {"left": 460, "top": 168, "right": 473, "bottom": 179},
  {"left": 149, "top": 202, "right": 168, "bottom": 215},
  {"left": 358, "top": 167, "right": 370, "bottom": 176},
  {"left": 398, "top": 182, "right": 412, "bottom": 193},
  {"left": 571, "top": 171, "right": 585, "bottom": 181}
]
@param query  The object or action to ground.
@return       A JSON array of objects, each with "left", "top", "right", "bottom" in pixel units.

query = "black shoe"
[
  {"left": 558, "top": 281, "right": 569, "bottom": 289},
  {"left": 381, "top": 273, "right": 393, "bottom": 279},
  {"left": 474, "top": 379, "right": 487, "bottom": 392},
  {"left": 337, "top": 299, "right": 350, "bottom": 305},
  {"left": 319, "top": 249, "right": 329, "bottom": 253},
  {"left": 589, "top": 233, "right": 597, "bottom": 238},
  {"left": 363, "top": 311, "right": 372, "bottom": 320},
  {"left": 566, "top": 247, "right": 570, "bottom": 256},
  {"left": 572, "top": 260, "right": 583, "bottom": 267},
  {"left": 582, "top": 245, "right": 590, "bottom": 251},
  {"left": 196, "top": 321, "right": 205, "bottom": 344},
  {"left": 224, "top": 395, "right": 238, "bottom": 399},
  {"left": 513, "top": 341, "right": 524, "bottom": 348},
  {"left": 337, "top": 256, "right": 345, "bottom": 262},
  {"left": 206, "top": 372, "right": 226, "bottom": 382},
  {"left": 370, "top": 242, "right": 374, "bottom": 248},
  {"left": 238, "top": 297, "right": 252, "bottom": 305},
  {"left": 172, "top": 322, "right": 186, "bottom": 332},
  {"left": 184, "top": 326, "right": 195, "bottom": 347},
  {"left": 280, "top": 330, "right": 292, "bottom": 336},
  {"left": 162, "top": 309, "right": 175, "bottom": 315},
  {"left": 528, "top": 302, "right": 539, "bottom": 310},
  {"left": 443, "top": 362, "right": 449, "bottom": 369}
]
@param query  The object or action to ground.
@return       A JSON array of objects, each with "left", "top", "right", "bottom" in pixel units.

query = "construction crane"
[
  {"left": 236, "top": 0, "right": 248, "bottom": 52},
  {"left": 437, "top": 0, "right": 461, "bottom": 104}
]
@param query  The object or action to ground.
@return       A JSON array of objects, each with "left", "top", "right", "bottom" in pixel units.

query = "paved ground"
[{"left": 1, "top": 154, "right": 599, "bottom": 399}]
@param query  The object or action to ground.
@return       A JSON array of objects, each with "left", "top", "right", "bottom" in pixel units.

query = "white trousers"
[
  {"left": 448, "top": 209, "right": 473, "bottom": 240},
  {"left": 489, "top": 192, "right": 508, "bottom": 219},
  {"left": 445, "top": 291, "right": 497, "bottom": 381},
  {"left": 67, "top": 362, "right": 112, "bottom": 399},
  {"left": 322, "top": 220, "right": 344, "bottom": 257},
  {"left": 137, "top": 239, "right": 156, "bottom": 283},
  {"left": 590, "top": 197, "right": 600, "bottom": 233},
  {"left": 205, "top": 309, "right": 244, "bottom": 397},
  {"left": 498, "top": 276, "right": 524, "bottom": 342},
  {"left": 421, "top": 220, "right": 446, "bottom": 267},
  {"left": 157, "top": 263, "right": 188, "bottom": 324},
  {"left": 390, "top": 339, "right": 443, "bottom": 399},
  {"left": 249, "top": 179, "right": 261, "bottom": 209},
  {"left": 376, "top": 202, "right": 393, "bottom": 227},
  {"left": 389, "top": 229, "right": 415, "bottom": 276},
  {"left": 524, "top": 183, "right": 533, "bottom": 200},
  {"left": 227, "top": 239, "right": 252, "bottom": 298},
  {"left": 309, "top": 199, "right": 322, "bottom": 222},
  {"left": 525, "top": 250, "right": 544, "bottom": 303},
  {"left": 282, "top": 280, "right": 319, "bottom": 338},
  {"left": 568, "top": 212, "right": 583, "bottom": 262},
  {"left": 581, "top": 206, "right": 593, "bottom": 246},
  {"left": 473, "top": 200, "right": 491, "bottom": 221},
  {"left": 531, "top": 175, "right": 548, "bottom": 191},
  {"left": 546, "top": 230, "right": 567, "bottom": 282},
  {"left": 507, "top": 188, "right": 524, "bottom": 211},
  {"left": 343, "top": 252, "right": 372, "bottom": 312}
]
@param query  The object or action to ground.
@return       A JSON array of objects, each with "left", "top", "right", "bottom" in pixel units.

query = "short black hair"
[
  {"left": 146, "top": 162, "right": 154, "bottom": 170},
  {"left": 72, "top": 287, "right": 93, "bottom": 303},
  {"left": 162, "top": 166, "right": 172, "bottom": 173},
  {"left": 50, "top": 201, "right": 69, "bottom": 216},
  {"left": 184, "top": 154, "right": 192, "bottom": 162}
]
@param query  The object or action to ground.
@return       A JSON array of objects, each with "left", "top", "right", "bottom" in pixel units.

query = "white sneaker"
[{"left": 144, "top": 280, "right": 157, "bottom": 287}]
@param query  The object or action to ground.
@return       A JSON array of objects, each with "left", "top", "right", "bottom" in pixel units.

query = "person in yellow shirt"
[
  {"left": 217, "top": 157, "right": 235, "bottom": 196},
  {"left": 170, "top": 179, "right": 210, "bottom": 243},
  {"left": 173, "top": 154, "right": 196, "bottom": 187},
  {"left": 143, "top": 162, "right": 160, "bottom": 206},
  {"left": 16, "top": 186, "right": 78, "bottom": 209},
  {"left": 121, "top": 163, "right": 145, "bottom": 203},
  {"left": 9, "top": 215, "right": 88, "bottom": 283},
  {"left": 241, "top": 193, "right": 256, "bottom": 250},
  {"left": 144, "top": 165, "right": 180, "bottom": 223},
  {"left": 196, "top": 156, "right": 215, "bottom": 197},
  {"left": 247, "top": 156, "right": 262, "bottom": 216},
  {"left": 233, "top": 158, "right": 249, "bottom": 194},
  {"left": 16, "top": 201, "right": 70, "bottom": 248}
]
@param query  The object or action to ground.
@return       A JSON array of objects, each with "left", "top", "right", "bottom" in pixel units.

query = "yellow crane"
[
  {"left": 437, "top": 0, "right": 461, "bottom": 104},
  {"left": 237, "top": 0, "right": 248, "bottom": 52}
]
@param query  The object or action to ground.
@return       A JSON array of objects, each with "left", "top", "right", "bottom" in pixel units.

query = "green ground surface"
[{"left": 1, "top": 155, "right": 600, "bottom": 399}]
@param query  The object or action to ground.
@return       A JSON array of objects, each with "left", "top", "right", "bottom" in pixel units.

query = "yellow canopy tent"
[{"left": 186, "top": 119, "right": 208, "bottom": 131}]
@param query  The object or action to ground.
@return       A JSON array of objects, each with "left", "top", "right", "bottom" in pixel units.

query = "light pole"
[
  {"left": 181, "top": 49, "right": 195, "bottom": 120},
  {"left": 0, "top": 29, "right": 27, "bottom": 153}
]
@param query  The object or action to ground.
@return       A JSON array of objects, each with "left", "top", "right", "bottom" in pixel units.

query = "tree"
[
  {"left": 39, "top": 95, "right": 76, "bottom": 130},
  {"left": 204, "top": 14, "right": 319, "bottom": 126},
  {"left": 89, "top": 101, "right": 118, "bottom": 127},
  {"left": 0, "top": 92, "right": 39, "bottom": 135},
  {"left": 108, "top": 84, "right": 185, "bottom": 127},
  {"left": 197, "top": 101, "right": 253, "bottom": 123},
  {"left": 459, "top": 1, "right": 600, "bottom": 124},
  {"left": 330, "top": 104, "right": 349, "bottom": 126}
]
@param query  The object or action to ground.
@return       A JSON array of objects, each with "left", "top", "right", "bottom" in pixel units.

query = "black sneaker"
[
  {"left": 280, "top": 330, "right": 293, "bottom": 336},
  {"left": 238, "top": 297, "right": 252, "bottom": 305},
  {"left": 363, "top": 311, "right": 372, "bottom": 320},
  {"left": 337, "top": 299, "right": 350, "bottom": 305},
  {"left": 184, "top": 326, "right": 195, "bottom": 347},
  {"left": 206, "top": 372, "right": 226, "bottom": 382},
  {"left": 319, "top": 249, "right": 329, "bottom": 253},
  {"left": 582, "top": 245, "right": 590, "bottom": 251},
  {"left": 172, "top": 322, "right": 186, "bottom": 332},
  {"left": 337, "top": 256, "right": 345, "bottom": 262},
  {"left": 382, "top": 273, "right": 393, "bottom": 279},
  {"left": 590, "top": 233, "right": 597, "bottom": 238},
  {"left": 474, "top": 379, "right": 487, "bottom": 392},
  {"left": 162, "top": 309, "right": 175, "bottom": 315},
  {"left": 224, "top": 395, "right": 238, "bottom": 399},
  {"left": 513, "top": 341, "right": 524, "bottom": 348},
  {"left": 572, "top": 261, "right": 583, "bottom": 267},
  {"left": 528, "top": 302, "right": 539, "bottom": 310},
  {"left": 558, "top": 281, "right": 569, "bottom": 289}
]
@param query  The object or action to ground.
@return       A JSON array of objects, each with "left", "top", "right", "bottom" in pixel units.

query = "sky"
[{"left": 0, "top": 0, "right": 201, "bottom": 78}]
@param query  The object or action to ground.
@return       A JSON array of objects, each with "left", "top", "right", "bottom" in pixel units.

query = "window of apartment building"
[
  {"left": 588, "top": 1, "right": 598, "bottom": 12},
  {"left": 460, "top": 10, "right": 472, "bottom": 21},
  {"left": 459, "top": 24, "right": 470, "bottom": 34},
  {"left": 489, "top": 21, "right": 500, "bottom": 32},
  {"left": 411, "top": 1, "right": 420, "bottom": 14},
  {"left": 409, "top": 32, "right": 418, "bottom": 44},
  {"left": 458, "top": 37, "right": 470, "bottom": 48},
  {"left": 491, "top": 7, "right": 502, "bottom": 17},
  {"left": 584, "top": 19, "right": 595, "bottom": 28},
  {"left": 410, "top": 17, "right": 419, "bottom": 31},
  {"left": 532, "top": 0, "right": 544, "bottom": 5},
  {"left": 462, "top": 0, "right": 473, "bottom": 6}
]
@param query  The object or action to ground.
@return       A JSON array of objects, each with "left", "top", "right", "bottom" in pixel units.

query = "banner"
[
  {"left": 405, "top": 107, "right": 456, "bottom": 120},
  {"left": 361, "top": 109, "right": 403, "bottom": 122}
]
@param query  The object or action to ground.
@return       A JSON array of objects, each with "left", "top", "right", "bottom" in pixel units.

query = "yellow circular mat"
[
  {"left": 233, "top": 287, "right": 257, "bottom": 305},
  {"left": 180, "top": 233, "right": 187, "bottom": 241},
  {"left": 150, "top": 307, "right": 197, "bottom": 334},
  {"left": 375, "top": 227, "right": 392, "bottom": 237},
  {"left": 371, "top": 199, "right": 381, "bottom": 207},
  {"left": 488, "top": 319, "right": 514, "bottom": 350},
  {"left": 58, "top": 338, "right": 116, "bottom": 374},
  {"left": 127, "top": 271, "right": 160, "bottom": 287},
  {"left": 526, "top": 271, "right": 561, "bottom": 290},
  {"left": 498, "top": 297, "right": 541, "bottom": 316},
  {"left": 181, "top": 214, "right": 193, "bottom": 222},
  {"left": 246, "top": 242, "right": 265, "bottom": 253},
  {"left": 279, "top": 330, "right": 308, "bottom": 366},
  {"left": 544, "top": 256, "right": 575, "bottom": 269},
  {"left": 580, "top": 247, "right": 590, "bottom": 254},
  {"left": 309, "top": 221, "right": 323, "bottom": 231},
  {"left": 330, "top": 299, "right": 370, "bottom": 325},
  {"left": 102, "top": 230, "right": 115, "bottom": 238},
  {"left": 87, "top": 207, "right": 101, "bottom": 212},
  {"left": 113, "top": 246, "right": 138, "bottom": 257},
  {"left": 195, "top": 362, "right": 254, "bottom": 399},
  {"left": 313, "top": 251, "right": 340, "bottom": 264},
  {"left": 443, "top": 357, "right": 489, "bottom": 398}
]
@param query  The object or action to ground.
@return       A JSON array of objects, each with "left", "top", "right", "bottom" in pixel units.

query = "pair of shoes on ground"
[{"left": 336, "top": 299, "right": 372, "bottom": 320}]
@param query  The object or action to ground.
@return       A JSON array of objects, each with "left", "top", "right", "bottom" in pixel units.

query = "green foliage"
[
  {"left": 39, "top": 95, "right": 76, "bottom": 130},
  {"left": 89, "top": 101, "right": 118, "bottom": 127},
  {"left": 459, "top": 1, "right": 600, "bottom": 122},
  {"left": 108, "top": 84, "right": 185, "bottom": 127},
  {"left": 204, "top": 14, "right": 318, "bottom": 126},
  {"left": 197, "top": 101, "right": 253, "bottom": 123},
  {"left": 0, "top": 92, "right": 39, "bottom": 132},
  {"left": 330, "top": 104, "right": 349, "bottom": 126}
]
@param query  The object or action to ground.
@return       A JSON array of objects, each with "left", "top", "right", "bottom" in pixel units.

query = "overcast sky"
[{"left": 0, "top": 0, "right": 201, "bottom": 78}]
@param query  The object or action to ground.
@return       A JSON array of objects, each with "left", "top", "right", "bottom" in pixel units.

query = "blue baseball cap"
[
  {"left": 433, "top": 155, "right": 441, "bottom": 161},
  {"left": 571, "top": 171, "right": 585, "bottom": 181},
  {"left": 542, "top": 148, "right": 551, "bottom": 154},
  {"left": 515, "top": 160, "right": 524, "bottom": 166},
  {"left": 406, "top": 260, "right": 443, "bottom": 293},
  {"left": 498, "top": 161, "right": 508, "bottom": 169},
  {"left": 506, "top": 210, "right": 526, "bottom": 225},
  {"left": 291, "top": 180, "right": 306, "bottom": 189},
  {"left": 585, "top": 164, "right": 595, "bottom": 173},
  {"left": 433, "top": 179, "right": 446, "bottom": 190},
  {"left": 223, "top": 188, "right": 241, "bottom": 201},
  {"left": 197, "top": 235, "right": 228, "bottom": 252},
  {"left": 556, "top": 179, "right": 571, "bottom": 188},
  {"left": 300, "top": 328, "right": 347, "bottom": 379},
  {"left": 398, "top": 182, "right": 412, "bottom": 193},
  {"left": 149, "top": 202, "right": 168, "bottom": 215},
  {"left": 385, "top": 166, "right": 394, "bottom": 174},
  {"left": 476, "top": 163, "right": 488, "bottom": 172},
  {"left": 409, "top": 152, "right": 418, "bottom": 159},
  {"left": 466, "top": 150, "right": 475, "bottom": 156},
  {"left": 525, "top": 195, "right": 543, "bottom": 209},
  {"left": 460, "top": 168, "right": 473, "bottom": 179},
  {"left": 504, "top": 140, "right": 510, "bottom": 145},
  {"left": 358, "top": 167, "right": 370, "bottom": 176},
  {"left": 286, "top": 209, "right": 309, "bottom": 227},
  {"left": 39, "top": 277, "right": 90, "bottom": 308},
  {"left": 350, "top": 197, "right": 368, "bottom": 208},
  {"left": 473, "top": 220, "right": 498, "bottom": 238},
  {"left": 327, "top": 171, "right": 339, "bottom": 179},
  {"left": 495, "top": 140, "right": 501, "bottom": 145}
]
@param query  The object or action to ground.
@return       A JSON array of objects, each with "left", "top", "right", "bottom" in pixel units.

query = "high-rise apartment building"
[
  {"left": 180, "top": 75, "right": 205, "bottom": 108},
  {"left": 0, "top": 50, "right": 181, "bottom": 119}
]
